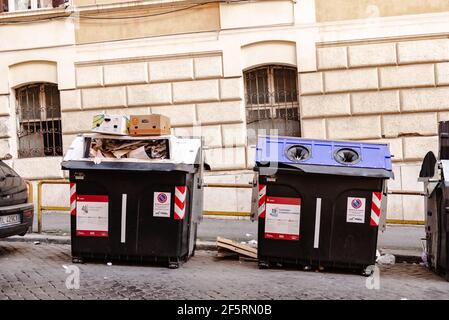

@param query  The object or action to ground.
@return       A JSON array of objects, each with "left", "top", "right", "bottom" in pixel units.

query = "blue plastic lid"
[{"left": 256, "top": 136, "right": 392, "bottom": 172}]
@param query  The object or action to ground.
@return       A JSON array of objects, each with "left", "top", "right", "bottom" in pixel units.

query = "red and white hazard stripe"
[
  {"left": 70, "top": 183, "right": 76, "bottom": 216},
  {"left": 370, "top": 192, "right": 382, "bottom": 226},
  {"left": 174, "top": 186, "right": 186, "bottom": 220},
  {"left": 258, "top": 184, "right": 267, "bottom": 219}
]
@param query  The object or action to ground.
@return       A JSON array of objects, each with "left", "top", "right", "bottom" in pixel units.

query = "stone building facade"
[{"left": 2, "top": 0, "right": 449, "bottom": 223}]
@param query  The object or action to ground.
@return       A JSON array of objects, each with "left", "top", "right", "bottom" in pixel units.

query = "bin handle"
[
  {"left": 198, "top": 136, "right": 206, "bottom": 189},
  {"left": 250, "top": 173, "right": 259, "bottom": 222}
]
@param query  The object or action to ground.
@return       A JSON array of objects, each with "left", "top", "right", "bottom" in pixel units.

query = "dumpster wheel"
[
  {"left": 168, "top": 258, "right": 180, "bottom": 269},
  {"left": 258, "top": 260, "right": 270, "bottom": 269},
  {"left": 72, "top": 257, "right": 85, "bottom": 264}
]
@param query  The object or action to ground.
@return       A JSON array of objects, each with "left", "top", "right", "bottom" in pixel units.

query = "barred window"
[
  {"left": 0, "top": 0, "right": 8, "bottom": 12},
  {"left": 0, "top": 0, "right": 66, "bottom": 12},
  {"left": 244, "top": 65, "right": 300, "bottom": 144},
  {"left": 16, "top": 83, "right": 63, "bottom": 158}
]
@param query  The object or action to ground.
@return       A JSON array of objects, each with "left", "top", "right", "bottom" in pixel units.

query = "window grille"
[
  {"left": 2, "top": 0, "right": 66, "bottom": 12},
  {"left": 16, "top": 83, "right": 63, "bottom": 158},
  {"left": 244, "top": 65, "right": 300, "bottom": 144}
]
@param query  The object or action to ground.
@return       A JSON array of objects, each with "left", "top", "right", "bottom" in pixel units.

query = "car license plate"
[{"left": 0, "top": 214, "right": 20, "bottom": 227}]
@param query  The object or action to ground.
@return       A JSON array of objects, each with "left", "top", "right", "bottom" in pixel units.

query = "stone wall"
[
  {"left": 61, "top": 53, "right": 248, "bottom": 171},
  {"left": 299, "top": 37, "right": 449, "bottom": 221},
  {"left": 315, "top": 0, "right": 449, "bottom": 22},
  {"left": 3, "top": 1, "right": 449, "bottom": 222},
  {"left": 0, "top": 95, "right": 11, "bottom": 158}
]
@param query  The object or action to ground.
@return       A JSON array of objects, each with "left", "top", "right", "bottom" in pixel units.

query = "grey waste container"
[
  {"left": 61, "top": 134, "right": 205, "bottom": 268},
  {"left": 420, "top": 121, "right": 449, "bottom": 280},
  {"left": 252, "top": 135, "right": 393, "bottom": 275}
]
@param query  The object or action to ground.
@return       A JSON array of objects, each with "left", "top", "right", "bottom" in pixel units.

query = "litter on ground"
[{"left": 216, "top": 237, "right": 257, "bottom": 260}]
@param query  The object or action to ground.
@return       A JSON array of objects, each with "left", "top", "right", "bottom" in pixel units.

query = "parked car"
[{"left": 0, "top": 160, "right": 34, "bottom": 238}]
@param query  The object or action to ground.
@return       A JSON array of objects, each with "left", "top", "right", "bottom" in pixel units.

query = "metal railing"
[
  {"left": 37, "top": 179, "right": 70, "bottom": 233},
  {"left": 202, "top": 183, "right": 253, "bottom": 189},
  {"left": 32, "top": 180, "right": 427, "bottom": 233},
  {"left": 201, "top": 184, "right": 427, "bottom": 224},
  {"left": 25, "top": 180, "right": 33, "bottom": 204},
  {"left": 202, "top": 183, "right": 252, "bottom": 217},
  {"left": 388, "top": 190, "right": 426, "bottom": 196}
]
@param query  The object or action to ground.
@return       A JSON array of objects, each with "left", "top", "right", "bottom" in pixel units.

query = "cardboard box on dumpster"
[
  {"left": 129, "top": 114, "right": 171, "bottom": 136},
  {"left": 92, "top": 114, "right": 129, "bottom": 135}
]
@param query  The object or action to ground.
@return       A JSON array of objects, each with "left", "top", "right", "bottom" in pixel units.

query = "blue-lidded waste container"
[{"left": 253, "top": 136, "right": 393, "bottom": 274}]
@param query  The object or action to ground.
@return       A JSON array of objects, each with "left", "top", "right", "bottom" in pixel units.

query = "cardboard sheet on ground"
[{"left": 216, "top": 237, "right": 258, "bottom": 259}]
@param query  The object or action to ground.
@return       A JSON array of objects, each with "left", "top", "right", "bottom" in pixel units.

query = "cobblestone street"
[{"left": 0, "top": 241, "right": 448, "bottom": 300}]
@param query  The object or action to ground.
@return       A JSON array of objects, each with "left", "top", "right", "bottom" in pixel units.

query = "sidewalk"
[{"left": 6, "top": 212, "right": 425, "bottom": 261}]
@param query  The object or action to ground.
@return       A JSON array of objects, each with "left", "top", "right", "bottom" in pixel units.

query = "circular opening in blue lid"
[
  {"left": 334, "top": 148, "right": 360, "bottom": 165},
  {"left": 285, "top": 145, "right": 311, "bottom": 162}
]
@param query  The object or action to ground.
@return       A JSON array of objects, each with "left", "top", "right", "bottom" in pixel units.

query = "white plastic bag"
[{"left": 376, "top": 253, "right": 395, "bottom": 265}]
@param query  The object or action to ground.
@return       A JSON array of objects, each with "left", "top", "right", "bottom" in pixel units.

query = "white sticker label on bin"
[
  {"left": 76, "top": 195, "right": 109, "bottom": 237},
  {"left": 153, "top": 192, "right": 171, "bottom": 218},
  {"left": 346, "top": 197, "right": 366, "bottom": 224},
  {"left": 264, "top": 196, "right": 301, "bottom": 241}
]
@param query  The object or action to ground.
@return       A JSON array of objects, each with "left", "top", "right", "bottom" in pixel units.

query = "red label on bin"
[
  {"left": 76, "top": 195, "right": 109, "bottom": 202},
  {"left": 265, "top": 233, "right": 300, "bottom": 241},
  {"left": 76, "top": 230, "right": 108, "bottom": 237},
  {"left": 264, "top": 196, "right": 301, "bottom": 241},
  {"left": 76, "top": 195, "right": 109, "bottom": 238}
]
